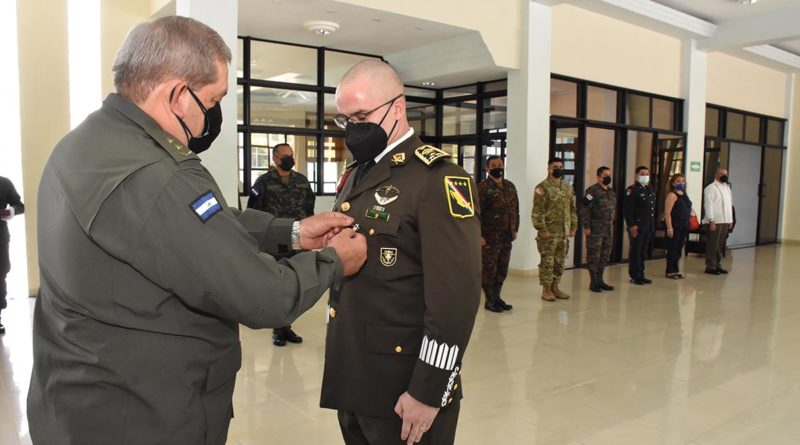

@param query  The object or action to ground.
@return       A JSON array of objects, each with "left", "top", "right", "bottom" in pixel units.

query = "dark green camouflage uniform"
[
  {"left": 478, "top": 178, "right": 519, "bottom": 286},
  {"left": 580, "top": 183, "right": 616, "bottom": 274},
  {"left": 247, "top": 169, "right": 315, "bottom": 219},
  {"left": 532, "top": 178, "right": 577, "bottom": 286}
]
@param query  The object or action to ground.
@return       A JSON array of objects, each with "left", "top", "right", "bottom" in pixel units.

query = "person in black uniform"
[
  {"left": 0, "top": 176, "right": 24, "bottom": 334},
  {"left": 623, "top": 165, "right": 655, "bottom": 285},
  {"left": 322, "top": 60, "right": 481, "bottom": 445}
]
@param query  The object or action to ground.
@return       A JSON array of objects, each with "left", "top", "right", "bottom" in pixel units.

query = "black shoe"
[
  {"left": 630, "top": 278, "right": 646, "bottom": 285},
  {"left": 283, "top": 327, "right": 303, "bottom": 344},
  {"left": 272, "top": 328, "right": 287, "bottom": 347},
  {"left": 484, "top": 302, "right": 504, "bottom": 313},
  {"left": 641, "top": 277, "right": 652, "bottom": 284},
  {"left": 705, "top": 269, "right": 721, "bottom": 275},
  {"left": 589, "top": 274, "right": 602, "bottom": 293},
  {"left": 599, "top": 280, "right": 615, "bottom": 291},
  {"left": 493, "top": 284, "right": 512, "bottom": 310},
  {"left": 716, "top": 267, "right": 729, "bottom": 274},
  {"left": 496, "top": 298, "right": 513, "bottom": 311}
]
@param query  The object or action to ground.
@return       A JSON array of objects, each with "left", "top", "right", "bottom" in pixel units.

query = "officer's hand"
[
  {"left": 630, "top": 225, "right": 639, "bottom": 238},
  {"left": 480, "top": 237, "right": 486, "bottom": 247},
  {"left": 709, "top": 222, "right": 717, "bottom": 232},
  {"left": 395, "top": 392, "right": 439, "bottom": 445},
  {"left": 583, "top": 228, "right": 591, "bottom": 237},
  {"left": 666, "top": 228, "right": 674, "bottom": 238},
  {"left": 539, "top": 231, "right": 550, "bottom": 240},
  {"left": 299, "top": 212, "right": 354, "bottom": 250},
  {"left": 569, "top": 230, "right": 576, "bottom": 238},
  {"left": 328, "top": 229, "right": 367, "bottom": 276}
]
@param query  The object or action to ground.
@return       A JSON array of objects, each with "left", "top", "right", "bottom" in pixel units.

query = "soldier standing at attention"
[
  {"left": 532, "top": 158, "right": 577, "bottom": 302},
  {"left": 322, "top": 59, "right": 481, "bottom": 445},
  {"left": 623, "top": 165, "right": 656, "bottom": 285},
  {"left": 478, "top": 155, "right": 519, "bottom": 312},
  {"left": 0, "top": 175, "right": 25, "bottom": 334},
  {"left": 248, "top": 142, "right": 315, "bottom": 346},
  {"left": 580, "top": 166, "right": 617, "bottom": 293}
]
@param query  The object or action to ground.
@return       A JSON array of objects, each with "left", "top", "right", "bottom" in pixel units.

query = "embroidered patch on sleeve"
[
  {"left": 190, "top": 191, "right": 223, "bottom": 223},
  {"left": 443, "top": 176, "right": 475, "bottom": 218}
]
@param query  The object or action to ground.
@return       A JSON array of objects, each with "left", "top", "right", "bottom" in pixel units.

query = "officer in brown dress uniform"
[{"left": 321, "top": 60, "right": 481, "bottom": 445}]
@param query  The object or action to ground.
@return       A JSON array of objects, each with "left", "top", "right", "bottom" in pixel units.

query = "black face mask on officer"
[
  {"left": 602, "top": 176, "right": 612, "bottom": 186},
  {"left": 173, "top": 86, "right": 223, "bottom": 154},
  {"left": 720, "top": 174, "right": 729, "bottom": 183},
  {"left": 489, "top": 168, "right": 504, "bottom": 179},
  {"left": 279, "top": 156, "right": 295, "bottom": 171},
  {"left": 344, "top": 97, "right": 399, "bottom": 165},
  {"left": 552, "top": 168, "right": 564, "bottom": 179}
]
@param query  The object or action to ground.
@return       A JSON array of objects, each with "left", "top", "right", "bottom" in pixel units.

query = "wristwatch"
[{"left": 291, "top": 220, "right": 302, "bottom": 251}]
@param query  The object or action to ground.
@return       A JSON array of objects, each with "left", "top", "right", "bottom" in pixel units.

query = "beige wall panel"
[
  {"left": 551, "top": 4, "right": 682, "bottom": 98},
  {"left": 101, "top": 0, "right": 152, "bottom": 97},
  {"left": 783, "top": 76, "right": 800, "bottom": 241},
  {"left": 707, "top": 51, "right": 788, "bottom": 118}
]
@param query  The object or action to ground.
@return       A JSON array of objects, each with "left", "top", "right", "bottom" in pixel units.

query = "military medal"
[
  {"left": 375, "top": 185, "right": 400, "bottom": 206},
  {"left": 365, "top": 205, "right": 390, "bottom": 222}
]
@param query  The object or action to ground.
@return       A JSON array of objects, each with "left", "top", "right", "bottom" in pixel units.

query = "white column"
[
  {"left": 176, "top": 0, "right": 239, "bottom": 206},
  {"left": 681, "top": 39, "right": 707, "bottom": 207},
  {"left": 507, "top": 0, "right": 552, "bottom": 274},
  {"left": 779, "top": 73, "right": 794, "bottom": 241}
]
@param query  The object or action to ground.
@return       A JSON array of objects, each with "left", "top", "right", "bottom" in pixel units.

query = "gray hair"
[{"left": 113, "top": 16, "right": 231, "bottom": 103}]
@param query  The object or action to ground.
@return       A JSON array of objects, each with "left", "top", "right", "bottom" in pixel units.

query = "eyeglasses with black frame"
[{"left": 333, "top": 93, "right": 403, "bottom": 129}]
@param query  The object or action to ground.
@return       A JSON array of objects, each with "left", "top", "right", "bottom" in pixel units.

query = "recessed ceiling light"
[
  {"left": 737, "top": 0, "right": 758, "bottom": 4},
  {"left": 421, "top": 81, "right": 436, "bottom": 86},
  {"left": 304, "top": 20, "right": 340, "bottom": 36}
]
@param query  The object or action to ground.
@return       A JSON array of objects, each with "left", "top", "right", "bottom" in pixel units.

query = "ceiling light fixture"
[
  {"left": 304, "top": 20, "right": 340, "bottom": 36},
  {"left": 421, "top": 81, "right": 436, "bottom": 87},
  {"left": 737, "top": 0, "right": 758, "bottom": 4}
]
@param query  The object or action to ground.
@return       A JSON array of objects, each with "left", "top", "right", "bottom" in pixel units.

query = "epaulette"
[
  {"left": 161, "top": 135, "right": 198, "bottom": 162},
  {"left": 414, "top": 145, "right": 450, "bottom": 167}
]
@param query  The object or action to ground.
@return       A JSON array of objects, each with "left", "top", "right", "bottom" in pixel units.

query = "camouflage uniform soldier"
[
  {"left": 247, "top": 143, "right": 315, "bottom": 347},
  {"left": 532, "top": 158, "right": 577, "bottom": 302},
  {"left": 581, "top": 166, "right": 616, "bottom": 293},
  {"left": 478, "top": 156, "right": 519, "bottom": 313}
]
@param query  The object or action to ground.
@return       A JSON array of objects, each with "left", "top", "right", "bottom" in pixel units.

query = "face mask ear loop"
[
  {"left": 170, "top": 85, "right": 195, "bottom": 142},
  {"left": 378, "top": 96, "right": 400, "bottom": 141}
]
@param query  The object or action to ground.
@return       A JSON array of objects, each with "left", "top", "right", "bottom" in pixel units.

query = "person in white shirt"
[{"left": 702, "top": 168, "right": 733, "bottom": 275}]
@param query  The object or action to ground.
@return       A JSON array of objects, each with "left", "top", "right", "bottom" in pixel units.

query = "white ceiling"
[{"left": 652, "top": 0, "right": 800, "bottom": 23}]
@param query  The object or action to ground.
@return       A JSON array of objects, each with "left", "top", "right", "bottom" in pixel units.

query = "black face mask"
[
  {"left": 552, "top": 168, "right": 564, "bottom": 179},
  {"left": 720, "top": 175, "right": 729, "bottom": 183},
  {"left": 602, "top": 176, "right": 612, "bottom": 186},
  {"left": 344, "top": 98, "right": 398, "bottom": 165},
  {"left": 174, "top": 87, "right": 223, "bottom": 154},
  {"left": 279, "top": 156, "right": 295, "bottom": 171},
  {"left": 489, "top": 168, "right": 504, "bottom": 179}
]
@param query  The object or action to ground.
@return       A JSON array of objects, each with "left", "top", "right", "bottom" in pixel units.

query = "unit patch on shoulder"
[
  {"left": 626, "top": 189, "right": 632, "bottom": 196},
  {"left": 415, "top": 145, "right": 450, "bottom": 167},
  {"left": 190, "top": 190, "right": 223, "bottom": 223},
  {"left": 443, "top": 176, "right": 475, "bottom": 219},
  {"left": 535, "top": 187, "right": 543, "bottom": 195}
]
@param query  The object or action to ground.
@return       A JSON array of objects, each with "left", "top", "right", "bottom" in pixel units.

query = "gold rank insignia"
[
  {"left": 391, "top": 153, "right": 406, "bottom": 165},
  {"left": 443, "top": 176, "right": 475, "bottom": 219},
  {"left": 166, "top": 137, "right": 192, "bottom": 157},
  {"left": 415, "top": 145, "right": 450, "bottom": 167}
]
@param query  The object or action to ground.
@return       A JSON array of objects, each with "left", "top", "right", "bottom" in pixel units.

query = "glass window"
[
  {"left": 726, "top": 112, "right": 744, "bottom": 140},
  {"left": 250, "top": 86, "right": 317, "bottom": 128},
  {"left": 586, "top": 86, "right": 617, "bottom": 122},
  {"left": 321, "top": 135, "right": 350, "bottom": 193},
  {"left": 462, "top": 145, "right": 476, "bottom": 177},
  {"left": 625, "top": 93, "right": 650, "bottom": 127},
  {"left": 766, "top": 119, "right": 783, "bottom": 146},
  {"left": 440, "top": 143, "right": 459, "bottom": 164},
  {"left": 404, "top": 86, "right": 436, "bottom": 99},
  {"left": 550, "top": 78, "right": 577, "bottom": 117},
  {"left": 443, "top": 85, "right": 477, "bottom": 98},
  {"left": 250, "top": 40, "right": 316, "bottom": 85},
  {"left": 705, "top": 107, "right": 719, "bottom": 137},
  {"left": 250, "top": 133, "right": 284, "bottom": 187},
  {"left": 407, "top": 102, "right": 437, "bottom": 137},
  {"left": 323, "top": 93, "right": 339, "bottom": 130},
  {"left": 484, "top": 80, "right": 507, "bottom": 93},
  {"left": 745, "top": 115, "right": 761, "bottom": 143},
  {"left": 652, "top": 98, "right": 674, "bottom": 130},
  {"left": 704, "top": 141, "right": 729, "bottom": 188},
  {"left": 325, "top": 51, "right": 381, "bottom": 87},
  {"left": 442, "top": 101, "right": 477, "bottom": 136},
  {"left": 622, "top": 130, "right": 653, "bottom": 260},
  {"left": 237, "top": 38, "right": 244, "bottom": 78},
  {"left": 237, "top": 85, "right": 245, "bottom": 125},
  {"left": 482, "top": 96, "right": 507, "bottom": 131},
  {"left": 238, "top": 132, "right": 244, "bottom": 194}
]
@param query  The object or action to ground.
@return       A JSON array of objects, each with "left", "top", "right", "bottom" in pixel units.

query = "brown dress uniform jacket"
[
  {"left": 320, "top": 135, "right": 481, "bottom": 418},
  {"left": 28, "top": 94, "right": 343, "bottom": 445}
]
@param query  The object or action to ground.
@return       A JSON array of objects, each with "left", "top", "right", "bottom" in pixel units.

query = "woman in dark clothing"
[{"left": 664, "top": 173, "right": 692, "bottom": 278}]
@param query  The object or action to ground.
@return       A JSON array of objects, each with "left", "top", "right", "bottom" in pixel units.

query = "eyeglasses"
[{"left": 333, "top": 94, "right": 403, "bottom": 129}]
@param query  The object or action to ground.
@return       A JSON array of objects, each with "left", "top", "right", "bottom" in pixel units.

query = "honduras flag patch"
[{"left": 190, "top": 191, "right": 222, "bottom": 223}]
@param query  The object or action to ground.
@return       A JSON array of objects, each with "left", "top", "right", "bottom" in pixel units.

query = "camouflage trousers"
[
  {"left": 482, "top": 234, "right": 512, "bottom": 286},
  {"left": 537, "top": 235, "right": 569, "bottom": 286},
  {"left": 585, "top": 233, "right": 612, "bottom": 273}
]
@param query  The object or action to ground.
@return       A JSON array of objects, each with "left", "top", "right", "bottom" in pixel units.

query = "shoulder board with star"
[{"left": 414, "top": 145, "right": 450, "bottom": 167}]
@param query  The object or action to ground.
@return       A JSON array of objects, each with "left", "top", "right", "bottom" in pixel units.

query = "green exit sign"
[{"left": 690, "top": 161, "right": 701, "bottom": 172}]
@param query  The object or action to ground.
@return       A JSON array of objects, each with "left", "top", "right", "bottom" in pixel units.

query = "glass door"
[
  {"left": 551, "top": 125, "right": 582, "bottom": 269},
  {"left": 652, "top": 135, "right": 686, "bottom": 257}
]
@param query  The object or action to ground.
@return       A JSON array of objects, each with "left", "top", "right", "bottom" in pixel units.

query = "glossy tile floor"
[{"left": 2, "top": 245, "right": 800, "bottom": 444}]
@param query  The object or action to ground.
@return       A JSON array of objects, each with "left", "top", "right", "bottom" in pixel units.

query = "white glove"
[{"left": 1, "top": 207, "right": 15, "bottom": 221}]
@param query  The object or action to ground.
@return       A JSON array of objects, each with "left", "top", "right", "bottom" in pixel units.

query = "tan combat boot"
[
  {"left": 551, "top": 283, "right": 570, "bottom": 300},
  {"left": 541, "top": 285, "right": 556, "bottom": 302}
]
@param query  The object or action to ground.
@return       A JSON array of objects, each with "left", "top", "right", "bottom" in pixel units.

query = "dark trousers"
[
  {"left": 665, "top": 227, "right": 688, "bottom": 274},
  {"left": 0, "top": 226, "right": 9, "bottom": 310},
  {"left": 481, "top": 234, "right": 512, "bottom": 286},
  {"left": 628, "top": 228, "right": 651, "bottom": 280},
  {"left": 705, "top": 223, "right": 730, "bottom": 270},
  {"left": 338, "top": 403, "right": 460, "bottom": 445}
]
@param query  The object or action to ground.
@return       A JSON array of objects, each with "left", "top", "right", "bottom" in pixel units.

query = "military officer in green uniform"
[
  {"left": 27, "top": 17, "right": 366, "bottom": 445},
  {"left": 580, "top": 166, "right": 617, "bottom": 293},
  {"left": 532, "top": 158, "right": 577, "bottom": 302},
  {"left": 321, "top": 60, "right": 481, "bottom": 445}
]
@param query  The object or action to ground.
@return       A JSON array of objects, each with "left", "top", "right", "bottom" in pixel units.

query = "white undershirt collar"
[{"left": 375, "top": 128, "right": 414, "bottom": 163}]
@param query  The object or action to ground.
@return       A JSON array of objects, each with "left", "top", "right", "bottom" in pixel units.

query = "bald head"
[{"left": 335, "top": 59, "right": 410, "bottom": 146}]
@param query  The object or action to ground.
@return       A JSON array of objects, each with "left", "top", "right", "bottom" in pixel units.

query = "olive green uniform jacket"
[
  {"left": 321, "top": 135, "right": 481, "bottom": 418},
  {"left": 27, "top": 94, "right": 343, "bottom": 445}
]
